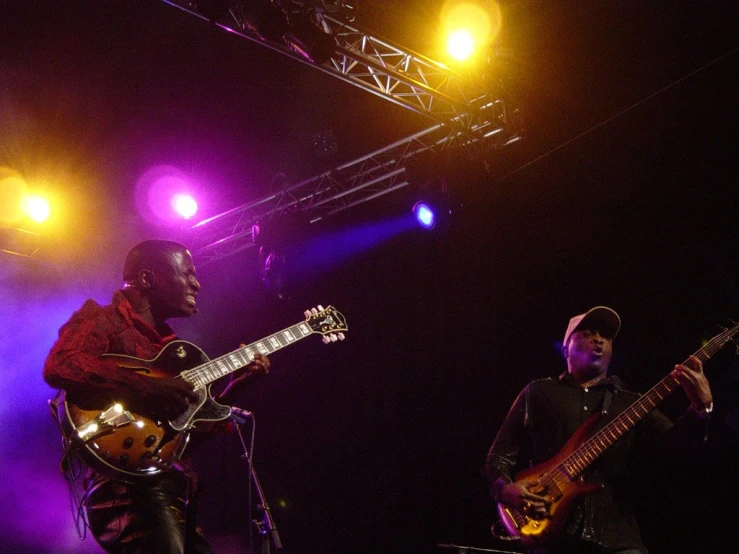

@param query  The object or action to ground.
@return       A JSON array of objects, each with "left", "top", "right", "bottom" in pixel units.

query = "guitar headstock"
[
  {"left": 723, "top": 319, "right": 739, "bottom": 353},
  {"left": 304, "top": 305, "right": 347, "bottom": 344}
]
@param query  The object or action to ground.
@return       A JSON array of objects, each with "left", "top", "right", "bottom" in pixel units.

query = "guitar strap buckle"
[{"left": 601, "top": 389, "right": 615, "bottom": 416}]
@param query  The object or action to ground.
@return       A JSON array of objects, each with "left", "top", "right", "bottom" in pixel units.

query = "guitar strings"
[
  {"left": 559, "top": 323, "right": 739, "bottom": 480},
  {"left": 178, "top": 320, "right": 312, "bottom": 387}
]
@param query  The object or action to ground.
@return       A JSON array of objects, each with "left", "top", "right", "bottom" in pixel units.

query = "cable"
[
  {"left": 500, "top": 47, "right": 738, "bottom": 181},
  {"left": 48, "top": 397, "right": 90, "bottom": 540}
]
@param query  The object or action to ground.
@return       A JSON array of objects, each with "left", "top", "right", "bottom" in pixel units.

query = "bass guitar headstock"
[
  {"left": 723, "top": 319, "right": 739, "bottom": 354},
  {"left": 304, "top": 305, "right": 347, "bottom": 344}
]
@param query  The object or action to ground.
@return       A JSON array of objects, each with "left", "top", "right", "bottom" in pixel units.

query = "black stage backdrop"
[{"left": 1, "top": 1, "right": 738, "bottom": 553}]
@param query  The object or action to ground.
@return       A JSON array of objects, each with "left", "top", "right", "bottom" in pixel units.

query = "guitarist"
[
  {"left": 43, "top": 239, "right": 270, "bottom": 554},
  {"left": 483, "top": 306, "right": 714, "bottom": 554}
]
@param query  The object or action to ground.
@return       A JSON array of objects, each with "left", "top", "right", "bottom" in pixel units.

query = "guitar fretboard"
[
  {"left": 180, "top": 320, "right": 317, "bottom": 389},
  {"left": 555, "top": 322, "right": 738, "bottom": 481}
]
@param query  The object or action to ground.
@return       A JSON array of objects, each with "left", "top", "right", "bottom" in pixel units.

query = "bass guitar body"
[{"left": 496, "top": 413, "right": 604, "bottom": 547}]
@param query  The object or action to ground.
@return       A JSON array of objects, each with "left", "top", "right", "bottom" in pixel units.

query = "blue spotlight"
[{"left": 413, "top": 201, "right": 436, "bottom": 230}]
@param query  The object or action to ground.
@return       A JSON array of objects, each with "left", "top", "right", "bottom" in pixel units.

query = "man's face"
[
  {"left": 150, "top": 249, "right": 200, "bottom": 319},
  {"left": 564, "top": 328, "right": 613, "bottom": 380}
]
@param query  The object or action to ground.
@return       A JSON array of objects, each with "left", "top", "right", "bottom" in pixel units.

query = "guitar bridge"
[
  {"left": 503, "top": 507, "right": 526, "bottom": 530},
  {"left": 76, "top": 404, "right": 136, "bottom": 442}
]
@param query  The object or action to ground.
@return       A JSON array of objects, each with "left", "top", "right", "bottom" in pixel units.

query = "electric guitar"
[
  {"left": 53, "top": 306, "right": 347, "bottom": 478},
  {"left": 494, "top": 321, "right": 739, "bottom": 548}
]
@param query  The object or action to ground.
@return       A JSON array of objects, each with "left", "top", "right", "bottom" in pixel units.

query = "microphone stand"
[{"left": 231, "top": 408, "right": 283, "bottom": 553}]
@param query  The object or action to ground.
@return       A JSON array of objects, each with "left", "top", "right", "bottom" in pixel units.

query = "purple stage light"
[{"left": 413, "top": 201, "right": 436, "bottom": 230}]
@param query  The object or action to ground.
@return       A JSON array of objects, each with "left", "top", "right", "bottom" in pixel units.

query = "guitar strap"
[{"left": 601, "top": 388, "right": 615, "bottom": 417}]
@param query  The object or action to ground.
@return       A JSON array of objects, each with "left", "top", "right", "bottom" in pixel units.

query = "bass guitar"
[
  {"left": 495, "top": 321, "right": 739, "bottom": 548},
  {"left": 53, "top": 305, "right": 347, "bottom": 478}
]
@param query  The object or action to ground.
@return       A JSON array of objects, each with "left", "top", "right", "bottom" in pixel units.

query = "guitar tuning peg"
[{"left": 338, "top": 332, "right": 345, "bottom": 341}]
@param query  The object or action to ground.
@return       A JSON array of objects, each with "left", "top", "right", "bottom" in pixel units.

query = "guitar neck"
[
  {"left": 180, "top": 319, "right": 317, "bottom": 388},
  {"left": 559, "top": 322, "right": 739, "bottom": 479}
]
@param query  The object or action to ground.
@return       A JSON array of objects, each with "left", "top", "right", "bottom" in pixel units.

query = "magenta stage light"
[
  {"left": 135, "top": 165, "right": 200, "bottom": 227},
  {"left": 171, "top": 193, "right": 198, "bottom": 219}
]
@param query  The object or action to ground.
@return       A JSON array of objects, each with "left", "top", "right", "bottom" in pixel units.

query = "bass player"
[{"left": 483, "top": 306, "right": 714, "bottom": 554}]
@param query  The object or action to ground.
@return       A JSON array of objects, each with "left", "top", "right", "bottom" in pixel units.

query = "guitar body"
[
  {"left": 53, "top": 306, "right": 349, "bottom": 479},
  {"left": 56, "top": 340, "right": 232, "bottom": 478},
  {"left": 496, "top": 413, "right": 604, "bottom": 547}
]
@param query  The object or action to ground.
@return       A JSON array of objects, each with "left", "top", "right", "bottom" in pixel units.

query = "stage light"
[
  {"left": 413, "top": 201, "right": 437, "bottom": 230},
  {"left": 284, "top": 12, "right": 337, "bottom": 64},
  {"left": 408, "top": 171, "right": 456, "bottom": 233},
  {"left": 251, "top": 214, "right": 310, "bottom": 299},
  {"left": 1, "top": 168, "right": 54, "bottom": 226},
  {"left": 21, "top": 195, "right": 51, "bottom": 224},
  {"left": 447, "top": 29, "right": 475, "bottom": 61},
  {"left": 135, "top": 165, "right": 202, "bottom": 228},
  {"left": 171, "top": 194, "right": 198, "bottom": 219},
  {"left": 441, "top": 2, "right": 501, "bottom": 63},
  {"left": 241, "top": 0, "right": 290, "bottom": 42},
  {"left": 0, "top": 168, "right": 27, "bottom": 225},
  {"left": 238, "top": 1, "right": 337, "bottom": 64}
]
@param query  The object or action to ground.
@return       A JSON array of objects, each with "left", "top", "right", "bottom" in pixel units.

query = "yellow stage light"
[
  {"left": 1, "top": 167, "right": 56, "bottom": 226},
  {"left": 0, "top": 167, "right": 27, "bottom": 225},
  {"left": 447, "top": 29, "right": 475, "bottom": 61},
  {"left": 441, "top": 1, "right": 501, "bottom": 64},
  {"left": 22, "top": 194, "right": 51, "bottom": 223}
]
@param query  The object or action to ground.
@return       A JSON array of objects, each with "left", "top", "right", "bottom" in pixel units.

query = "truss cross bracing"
[
  {"left": 185, "top": 122, "right": 521, "bottom": 265},
  {"left": 0, "top": 227, "right": 42, "bottom": 259},
  {"left": 164, "top": 1, "right": 500, "bottom": 126},
  {"left": 160, "top": 1, "right": 521, "bottom": 263}
]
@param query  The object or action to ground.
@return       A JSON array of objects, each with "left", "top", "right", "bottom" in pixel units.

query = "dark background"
[{"left": 1, "top": 1, "right": 738, "bottom": 553}]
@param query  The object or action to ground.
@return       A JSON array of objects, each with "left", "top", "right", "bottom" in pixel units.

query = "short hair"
[{"left": 122, "top": 239, "right": 189, "bottom": 282}]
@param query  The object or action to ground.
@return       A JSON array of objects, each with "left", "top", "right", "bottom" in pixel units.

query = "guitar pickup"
[{"left": 76, "top": 404, "right": 136, "bottom": 441}]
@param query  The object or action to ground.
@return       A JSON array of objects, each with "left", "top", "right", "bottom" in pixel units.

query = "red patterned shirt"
[{"left": 43, "top": 289, "right": 177, "bottom": 408}]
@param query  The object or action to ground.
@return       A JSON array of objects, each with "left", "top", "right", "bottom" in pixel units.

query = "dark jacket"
[{"left": 484, "top": 373, "right": 707, "bottom": 552}]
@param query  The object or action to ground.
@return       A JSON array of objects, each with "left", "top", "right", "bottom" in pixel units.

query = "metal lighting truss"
[
  {"left": 0, "top": 226, "right": 42, "bottom": 259},
  {"left": 161, "top": 1, "right": 520, "bottom": 263}
]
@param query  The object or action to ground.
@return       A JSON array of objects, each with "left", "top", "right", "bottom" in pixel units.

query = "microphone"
[{"left": 230, "top": 406, "right": 253, "bottom": 423}]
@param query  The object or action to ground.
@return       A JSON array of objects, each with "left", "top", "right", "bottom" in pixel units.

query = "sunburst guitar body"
[{"left": 54, "top": 306, "right": 347, "bottom": 477}]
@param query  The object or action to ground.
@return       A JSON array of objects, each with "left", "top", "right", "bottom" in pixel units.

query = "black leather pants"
[{"left": 84, "top": 472, "right": 213, "bottom": 554}]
